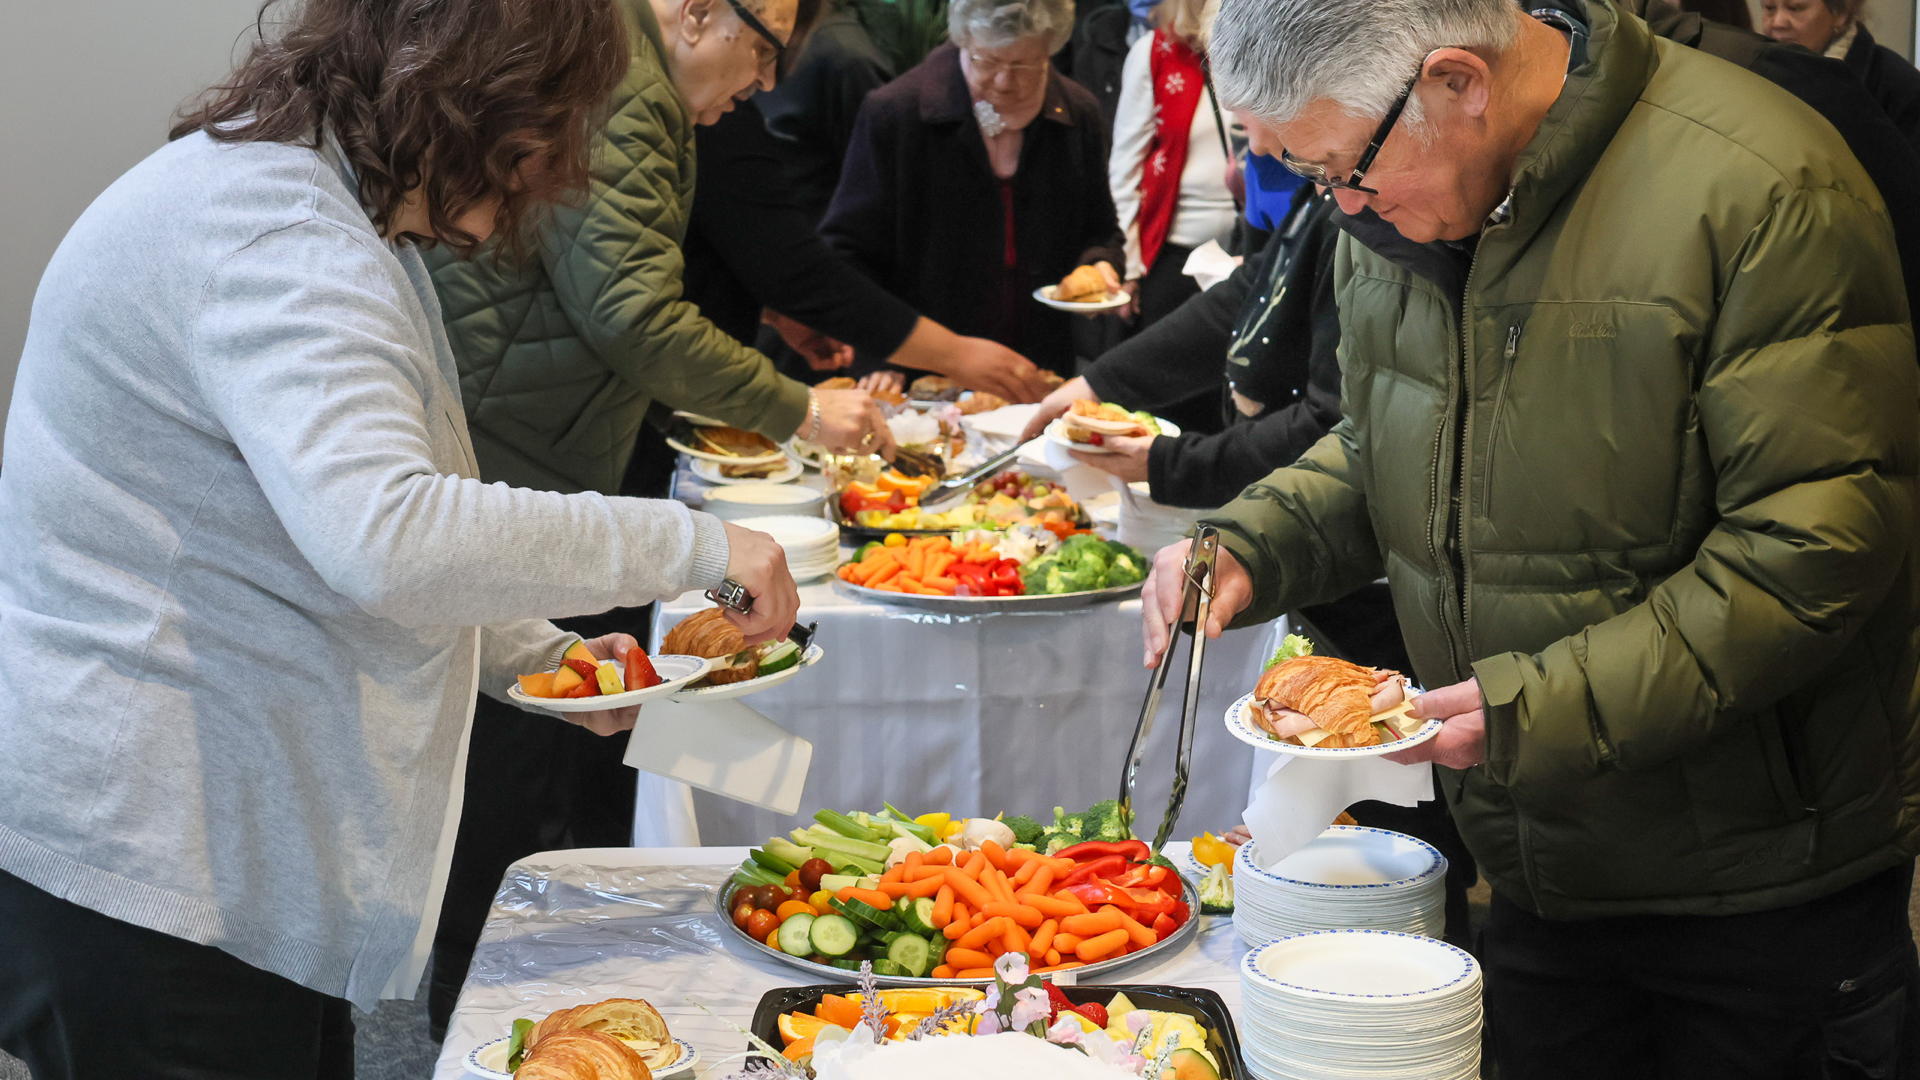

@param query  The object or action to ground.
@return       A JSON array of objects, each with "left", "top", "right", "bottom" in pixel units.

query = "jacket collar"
[
  {"left": 620, "top": 0, "right": 674, "bottom": 74},
  {"left": 916, "top": 43, "right": 1080, "bottom": 129}
]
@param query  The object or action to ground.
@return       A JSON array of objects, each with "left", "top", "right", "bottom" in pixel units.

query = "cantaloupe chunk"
[
  {"left": 550, "top": 666, "right": 586, "bottom": 697},
  {"left": 516, "top": 672, "right": 556, "bottom": 698}
]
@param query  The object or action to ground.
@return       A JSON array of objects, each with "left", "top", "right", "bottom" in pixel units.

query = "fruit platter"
[
  {"left": 833, "top": 468, "right": 1090, "bottom": 540},
  {"left": 718, "top": 801, "right": 1201, "bottom": 987},
  {"left": 832, "top": 530, "right": 1149, "bottom": 613},
  {"left": 750, "top": 974, "right": 1245, "bottom": 1079}
]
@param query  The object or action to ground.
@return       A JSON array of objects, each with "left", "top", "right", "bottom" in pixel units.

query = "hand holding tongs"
[
  {"left": 1118, "top": 524, "right": 1219, "bottom": 855},
  {"left": 705, "top": 579, "right": 817, "bottom": 650}
]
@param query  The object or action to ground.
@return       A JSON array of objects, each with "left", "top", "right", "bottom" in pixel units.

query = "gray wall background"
[{"left": 0, "top": 0, "right": 1916, "bottom": 464}]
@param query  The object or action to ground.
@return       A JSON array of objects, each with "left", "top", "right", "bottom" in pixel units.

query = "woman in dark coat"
[
  {"left": 820, "top": 0, "right": 1125, "bottom": 377},
  {"left": 1761, "top": 0, "right": 1920, "bottom": 144}
]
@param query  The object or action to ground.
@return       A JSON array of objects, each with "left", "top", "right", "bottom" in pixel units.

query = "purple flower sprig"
[
  {"left": 909, "top": 999, "right": 980, "bottom": 1040},
  {"left": 857, "top": 961, "right": 891, "bottom": 1045}
]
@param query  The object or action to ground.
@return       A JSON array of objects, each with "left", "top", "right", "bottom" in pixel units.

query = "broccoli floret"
[
  {"left": 1002, "top": 814, "right": 1045, "bottom": 846},
  {"left": 1040, "top": 805, "right": 1087, "bottom": 853},
  {"left": 1083, "top": 799, "right": 1132, "bottom": 842},
  {"left": 1106, "top": 545, "right": 1146, "bottom": 586},
  {"left": 1021, "top": 556, "right": 1059, "bottom": 594},
  {"left": 1058, "top": 534, "right": 1111, "bottom": 573},
  {"left": 1199, "top": 864, "right": 1235, "bottom": 914}
]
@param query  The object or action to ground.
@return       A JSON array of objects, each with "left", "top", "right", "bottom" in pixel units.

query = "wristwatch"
[{"left": 706, "top": 578, "right": 754, "bottom": 614}]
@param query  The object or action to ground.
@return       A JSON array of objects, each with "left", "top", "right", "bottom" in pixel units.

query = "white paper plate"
[
  {"left": 1224, "top": 691, "right": 1443, "bottom": 759},
  {"left": 670, "top": 643, "right": 824, "bottom": 702},
  {"left": 506, "top": 654, "right": 710, "bottom": 713},
  {"left": 665, "top": 433, "right": 787, "bottom": 467},
  {"left": 1238, "top": 831, "right": 1445, "bottom": 892},
  {"left": 702, "top": 483, "right": 826, "bottom": 520},
  {"left": 691, "top": 457, "right": 804, "bottom": 486},
  {"left": 673, "top": 410, "right": 727, "bottom": 427},
  {"left": 1042, "top": 416, "right": 1180, "bottom": 455},
  {"left": 1243, "top": 929, "right": 1480, "bottom": 1001},
  {"left": 784, "top": 438, "right": 827, "bottom": 470},
  {"left": 1033, "top": 284, "right": 1129, "bottom": 312},
  {"left": 728, "top": 514, "right": 840, "bottom": 555},
  {"left": 466, "top": 1035, "right": 698, "bottom": 1078}
]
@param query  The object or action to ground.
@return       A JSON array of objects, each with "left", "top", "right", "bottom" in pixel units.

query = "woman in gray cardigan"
[{"left": 0, "top": 1, "right": 796, "bottom": 1075}]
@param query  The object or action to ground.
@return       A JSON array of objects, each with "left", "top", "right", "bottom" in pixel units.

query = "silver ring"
[{"left": 861, "top": 431, "right": 876, "bottom": 446}]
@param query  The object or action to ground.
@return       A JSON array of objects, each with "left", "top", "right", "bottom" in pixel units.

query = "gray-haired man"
[{"left": 1141, "top": 0, "right": 1920, "bottom": 1074}]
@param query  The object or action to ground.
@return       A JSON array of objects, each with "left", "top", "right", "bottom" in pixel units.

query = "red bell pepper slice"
[
  {"left": 1054, "top": 840, "right": 1151, "bottom": 864},
  {"left": 1151, "top": 911, "right": 1178, "bottom": 942},
  {"left": 1060, "top": 854, "right": 1130, "bottom": 888}
]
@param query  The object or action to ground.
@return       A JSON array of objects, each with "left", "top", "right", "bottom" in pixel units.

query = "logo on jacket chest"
[{"left": 1567, "top": 318, "right": 1616, "bottom": 340}]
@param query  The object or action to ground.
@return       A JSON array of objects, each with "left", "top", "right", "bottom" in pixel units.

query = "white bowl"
[{"left": 704, "top": 483, "right": 826, "bottom": 522}]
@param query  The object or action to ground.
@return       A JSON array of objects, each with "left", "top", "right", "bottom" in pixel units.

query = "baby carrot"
[
  {"left": 906, "top": 865, "right": 948, "bottom": 882},
  {"left": 945, "top": 947, "right": 994, "bottom": 970},
  {"left": 961, "top": 849, "right": 988, "bottom": 877},
  {"left": 836, "top": 886, "right": 894, "bottom": 910},
  {"left": 1075, "top": 928, "right": 1130, "bottom": 962},
  {"left": 1016, "top": 892, "right": 1085, "bottom": 919},
  {"left": 1061, "top": 910, "right": 1125, "bottom": 936},
  {"left": 1026, "top": 866, "right": 1055, "bottom": 895},
  {"left": 944, "top": 901, "right": 971, "bottom": 938},
  {"left": 1011, "top": 859, "right": 1040, "bottom": 887},
  {"left": 1034, "top": 961, "right": 1084, "bottom": 974},
  {"left": 953, "top": 968, "right": 996, "bottom": 979},
  {"left": 1030, "top": 918, "right": 1058, "bottom": 958},
  {"left": 945, "top": 867, "right": 994, "bottom": 910},
  {"left": 981, "top": 901, "right": 1045, "bottom": 929},
  {"left": 925, "top": 845, "right": 954, "bottom": 866},
  {"left": 931, "top": 884, "right": 955, "bottom": 927},
  {"left": 932, "top": 964, "right": 956, "bottom": 980},
  {"left": 1003, "top": 919, "right": 1030, "bottom": 956},
  {"left": 1108, "top": 906, "right": 1156, "bottom": 949},
  {"left": 956, "top": 917, "right": 1009, "bottom": 951},
  {"left": 1045, "top": 949, "right": 1063, "bottom": 967},
  {"left": 1053, "top": 932, "right": 1081, "bottom": 952},
  {"left": 979, "top": 839, "right": 1011, "bottom": 873},
  {"left": 904, "top": 851, "right": 924, "bottom": 873}
]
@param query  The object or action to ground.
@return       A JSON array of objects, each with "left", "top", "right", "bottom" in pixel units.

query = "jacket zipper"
[
  {"left": 1480, "top": 325, "right": 1522, "bottom": 521},
  {"left": 1450, "top": 248, "right": 1485, "bottom": 674}
]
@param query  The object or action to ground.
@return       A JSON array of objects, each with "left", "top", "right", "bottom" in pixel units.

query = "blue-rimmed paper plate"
[
  {"left": 466, "top": 1035, "right": 698, "bottom": 1078},
  {"left": 1241, "top": 929, "right": 1480, "bottom": 1002},
  {"left": 1223, "top": 691, "right": 1442, "bottom": 759}
]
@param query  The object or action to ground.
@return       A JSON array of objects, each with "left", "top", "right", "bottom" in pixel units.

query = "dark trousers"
[
  {"left": 1135, "top": 241, "right": 1201, "bottom": 330},
  {"left": 0, "top": 867, "right": 355, "bottom": 1079},
  {"left": 1483, "top": 864, "right": 1920, "bottom": 1080}
]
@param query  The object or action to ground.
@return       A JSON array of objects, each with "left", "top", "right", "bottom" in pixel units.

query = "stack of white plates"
[
  {"left": 730, "top": 514, "right": 840, "bottom": 582},
  {"left": 703, "top": 482, "right": 826, "bottom": 522},
  {"left": 1240, "top": 929, "right": 1483, "bottom": 1079},
  {"left": 1233, "top": 827, "right": 1447, "bottom": 944}
]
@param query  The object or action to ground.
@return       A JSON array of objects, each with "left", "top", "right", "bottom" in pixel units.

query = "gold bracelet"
[{"left": 804, "top": 390, "right": 823, "bottom": 442}]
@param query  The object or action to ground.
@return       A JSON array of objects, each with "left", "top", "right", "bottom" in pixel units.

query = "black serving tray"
[{"left": 749, "top": 981, "right": 1246, "bottom": 1079}]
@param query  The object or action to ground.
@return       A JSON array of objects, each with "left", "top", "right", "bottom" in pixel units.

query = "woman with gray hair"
[
  {"left": 819, "top": 0, "right": 1126, "bottom": 376},
  {"left": 1760, "top": 0, "right": 1919, "bottom": 143}
]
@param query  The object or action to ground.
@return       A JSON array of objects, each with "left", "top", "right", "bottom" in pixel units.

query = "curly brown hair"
[{"left": 172, "top": 0, "right": 629, "bottom": 258}]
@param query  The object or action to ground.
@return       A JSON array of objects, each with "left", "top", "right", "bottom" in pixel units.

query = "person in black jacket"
[
  {"left": 756, "top": 0, "right": 898, "bottom": 223},
  {"left": 1760, "top": 0, "right": 1920, "bottom": 143},
  {"left": 683, "top": 98, "right": 1057, "bottom": 402}
]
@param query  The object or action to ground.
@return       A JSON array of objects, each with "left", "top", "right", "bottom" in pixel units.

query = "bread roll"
[{"left": 1056, "top": 265, "right": 1109, "bottom": 301}]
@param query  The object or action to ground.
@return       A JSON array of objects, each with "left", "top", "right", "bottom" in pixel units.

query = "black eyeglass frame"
[
  {"left": 722, "top": 0, "right": 786, "bottom": 68},
  {"left": 1279, "top": 60, "right": 1425, "bottom": 195}
]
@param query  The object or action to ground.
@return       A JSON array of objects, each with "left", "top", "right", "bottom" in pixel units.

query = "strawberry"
[
  {"left": 1043, "top": 980, "right": 1076, "bottom": 1024},
  {"left": 1074, "top": 1002, "right": 1109, "bottom": 1028}
]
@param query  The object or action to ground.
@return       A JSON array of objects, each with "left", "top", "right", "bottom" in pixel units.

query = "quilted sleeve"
[{"left": 541, "top": 82, "right": 809, "bottom": 439}]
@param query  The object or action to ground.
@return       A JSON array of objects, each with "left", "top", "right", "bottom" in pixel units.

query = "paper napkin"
[
  {"left": 1243, "top": 753, "right": 1435, "bottom": 869},
  {"left": 623, "top": 697, "right": 813, "bottom": 814}
]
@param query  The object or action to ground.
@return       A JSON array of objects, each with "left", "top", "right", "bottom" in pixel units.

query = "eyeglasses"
[
  {"left": 965, "top": 50, "right": 1050, "bottom": 82},
  {"left": 722, "top": 0, "right": 786, "bottom": 70},
  {"left": 1279, "top": 58, "right": 1425, "bottom": 195}
]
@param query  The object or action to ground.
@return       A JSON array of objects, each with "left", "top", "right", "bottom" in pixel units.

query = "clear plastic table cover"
[{"left": 430, "top": 846, "right": 1249, "bottom": 1080}]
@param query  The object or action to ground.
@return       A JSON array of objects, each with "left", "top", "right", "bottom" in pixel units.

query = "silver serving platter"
[
  {"left": 830, "top": 577, "right": 1141, "bottom": 614},
  {"left": 716, "top": 876, "right": 1203, "bottom": 987}
]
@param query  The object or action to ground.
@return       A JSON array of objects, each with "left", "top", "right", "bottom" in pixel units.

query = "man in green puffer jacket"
[
  {"left": 427, "top": 0, "right": 901, "bottom": 495},
  {"left": 1151, "top": 0, "right": 1920, "bottom": 1073}
]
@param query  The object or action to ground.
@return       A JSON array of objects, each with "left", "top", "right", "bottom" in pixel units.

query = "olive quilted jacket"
[
  {"left": 427, "top": 0, "right": 809, "bottom": 494},
  {"left": 1205, "top": 0, "right": 1920, "bottom": 919}
]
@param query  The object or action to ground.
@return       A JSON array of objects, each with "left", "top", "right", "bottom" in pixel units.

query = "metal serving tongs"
[
  {"left": 705, "top": 579, "right": 817, "bottom": 650},
  {"left": 1118, "top": 524, "right": 1220, "bottom": 855},
  {"left": 914, "top": 443, "right": 1028, "bottom": 510}
]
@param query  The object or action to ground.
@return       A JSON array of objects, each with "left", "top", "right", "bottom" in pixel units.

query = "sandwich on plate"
[
  {"left": 1059, "top": 399, "right": 1156, "bottom": 446},
  {"left": 692, "top": 425, "right": 780, "bottom": 459},
  {"left": 661, "top": 608, "right": 802, "bottom": 686},
  {"left": 1250, "top": 635, "right": 1422, "bottom": 748}
]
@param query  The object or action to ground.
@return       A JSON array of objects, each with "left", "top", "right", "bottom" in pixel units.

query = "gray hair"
[
  {"left": 947, "top": 0, "right": 1077, "bottom": 55},
  {"left": 1208, "top": 0, "right": 1520, "bottom": 125}
]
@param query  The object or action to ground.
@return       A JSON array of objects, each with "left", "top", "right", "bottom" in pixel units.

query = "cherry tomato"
[
  {"left": 776, "top": 900, "right": 817, "bottom": 921},
  {"left": 744, "top": 885, "right": 774, "bottom": 910},
  {"left": 746, "top": 908, "right": 780, "bottom": 940},
  {"left": 798, "top": 858, "right": 833, "bottom": 893},
  {"left": 732, "top": 901, "right": 756, "bottom": 930},
  {"left": 784, "top": 870, "right": 803, "bottom": 891}
]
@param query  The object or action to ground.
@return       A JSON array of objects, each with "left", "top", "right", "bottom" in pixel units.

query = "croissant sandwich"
[
  {"left": 1061, "top": 399, "right": 1153, "bottom": 445},
  {"left": 1055, "top": 264, "right": 1111, "bottom": 302},
  {"left": 1251, "top": 640, "right": 1419, "bottom": 749},
  {"left": 660, "top": 607, "right": 759, "bottom": 685},
  {"left": 516, "top": 1029, "right": 652, "bottom": 1080},
  {"left": 692, "top": 426, "right": 779, "bottom": 459},
  {"left": 529, "top": 998, "right": 674, "bottom": 1071}
]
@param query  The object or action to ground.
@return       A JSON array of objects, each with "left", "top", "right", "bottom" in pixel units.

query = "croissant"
[
  {"left": 516, "top": 1030, "right": 652, "bottom": 1080},
  {"left": 660, "top": 608, "right": 759, "bottom": 685},
  {"left": 531, "top": 998, "right": 675, "bottom": 1070},
  {"left": 1056, "top": 265, "right": 1110, "bottom": 302},
  {"left": 1253, "top": 655, "right": 1378, "bottom": 739}
]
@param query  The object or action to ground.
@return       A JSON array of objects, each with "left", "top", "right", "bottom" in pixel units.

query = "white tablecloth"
[
  {"left": 633, "top": 460, "right": 1279, "bottom": 846},
  {"left": 431, "top": 844, "right": 1245, "bottom": 1080}
]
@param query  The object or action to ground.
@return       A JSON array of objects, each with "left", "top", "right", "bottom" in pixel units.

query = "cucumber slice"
[
  {"left": 831, "top": 898, "right": 900, "bottom": 932},
  {"left": 828, "top": 957, "right": 867, "bottom": 971},
  {"left": 777, "top": 913, "right": 817, "bottom": 956},
  {"left": 901, "top": 897, "right": 939, "bottom": 935},
  {"left": 926, "top": 933, "right": 949, "bottom": 967},
  {"left": 886, "top": 933, "right": 932, "bottom": 977},
  {"left": 757, "top": 641, "right": 801, "bottom": 676},
  {"left": 870, "top": 959, "right": 912, "bottom": 978},
  {"left": 809, "top": 914, "right": 859, "bottom": 957}
]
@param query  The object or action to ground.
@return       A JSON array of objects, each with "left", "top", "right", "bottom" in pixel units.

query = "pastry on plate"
[
  {"left": 815, "top": 376, "right": 857, "bottom": 391},
  {"left": 907, "top": 375, "right": 962, "bottom": 402},
  {"left": 692, "top": 426, "right": 779, "bottom": 458},
  {"left": 1054, "top": 264, "right": 1111, "bottom": 302},
  {"left": 957, "top": 391, "right": 1009, "bottom": 415},
  {"left": 530, "top": 998, "right": 674, "bottom": 1071},
  {"left": 1060, "top": 399, "right": 1152, "bottom": 445},
  {"left": 1251, "top": 654, "right": 1418, "bottom": 749},
  {"left": 661, "top": 607, "right": 759, "bottom": 685},
  {"left": 516, "top": 1029, "right": 651, "bottom": 1080}
]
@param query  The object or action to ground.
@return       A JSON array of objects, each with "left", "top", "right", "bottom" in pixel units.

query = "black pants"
[
  {"left": 0, "top": 868, "right": 355, "bottom": 1079},
  {"left": 1135, "top": 241, "right": 1201, "bottom": 331},
  {"left": 1483, "top": 864, "right": 1920, "bottom": 1080}
]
